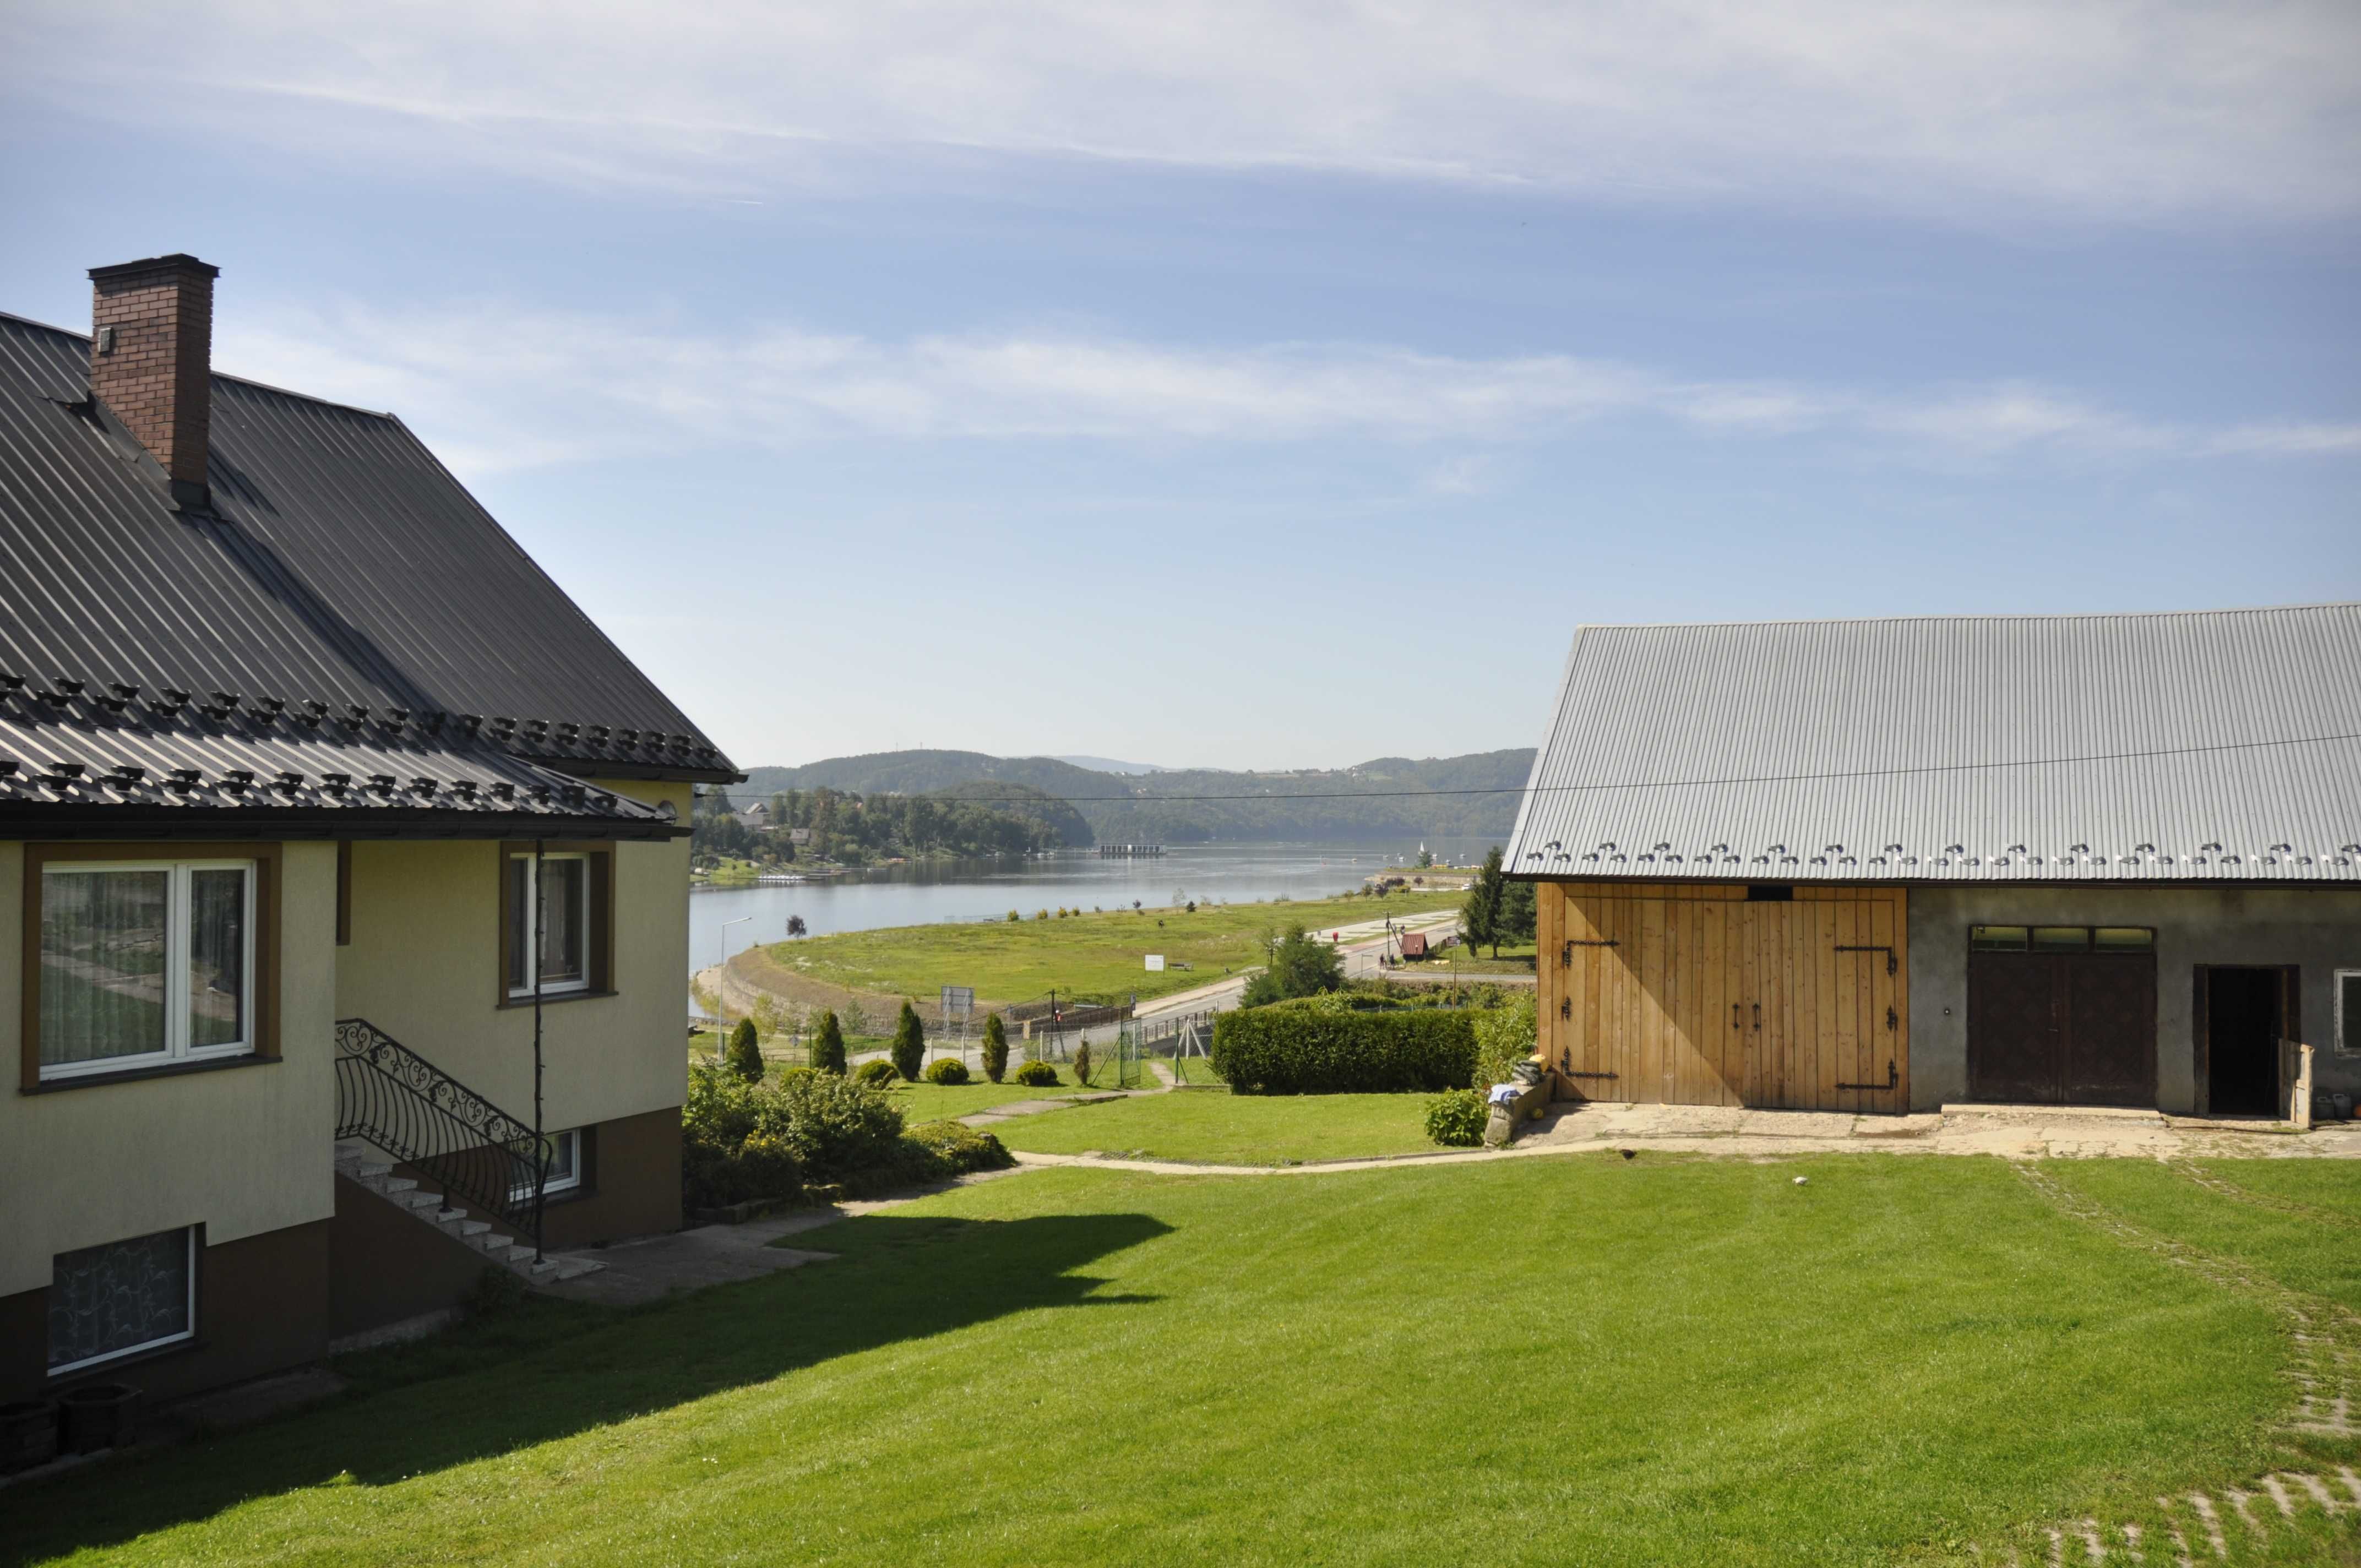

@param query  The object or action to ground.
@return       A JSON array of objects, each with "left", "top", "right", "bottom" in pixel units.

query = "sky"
[{"left": 3, "top": 2, "right": 2357, "bottom": 773}]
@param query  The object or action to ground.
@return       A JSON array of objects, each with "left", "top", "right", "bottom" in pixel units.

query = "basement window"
[
  {"left": 48, "top": 1227, "right": 195, "bottom": 1375},
  {"left": 37, "top": 861, "right": 255, "bottom": 1081},
  {"left": 509, "top": 1129, "right": 582, "bottom": 1203}
]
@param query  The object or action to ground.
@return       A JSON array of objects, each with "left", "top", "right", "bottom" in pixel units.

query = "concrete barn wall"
[{"left": 1906, "top": 884, "right": 2361, "bottom": 1114}]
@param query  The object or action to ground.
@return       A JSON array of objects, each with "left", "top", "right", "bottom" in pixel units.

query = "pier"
[{"left": 1096, "top": 842, "right": 1165, "bottom": 858}]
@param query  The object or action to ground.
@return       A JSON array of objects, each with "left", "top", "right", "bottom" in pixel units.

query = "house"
[
  {"left": 1, "top": 255, "right": 739, "bottom": 1409},
  {"left": 738, "top": 800, "right": 770, "bottom": 831},
  {"left": 1504, "top": 607, "right": 2360, "bottom": 1117}
]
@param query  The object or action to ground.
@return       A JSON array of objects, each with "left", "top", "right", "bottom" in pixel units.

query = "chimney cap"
[{"left": 88, "top": 253, "right": 220, "bottom": 283}]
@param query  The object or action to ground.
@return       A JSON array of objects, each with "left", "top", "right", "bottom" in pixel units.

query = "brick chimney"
[{"left": 88, "top": 254, "right": 219, "bottom": 509}]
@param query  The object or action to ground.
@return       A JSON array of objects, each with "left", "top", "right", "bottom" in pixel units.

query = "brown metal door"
[
  {"left": 2065, "top": 952, "right": 2156, "bottom": 1106},
  {"left": 1968, "top": 952, "right": 2064, "bottom": 1103}
]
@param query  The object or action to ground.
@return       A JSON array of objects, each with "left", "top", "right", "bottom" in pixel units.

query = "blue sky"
[{"left": 4, "top": 2, "right": 2356, "bottom": 771}]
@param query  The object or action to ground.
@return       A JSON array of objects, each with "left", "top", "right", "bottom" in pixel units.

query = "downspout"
[{"left": 532, "top": 837, "right": 547, "bottom": 1266}]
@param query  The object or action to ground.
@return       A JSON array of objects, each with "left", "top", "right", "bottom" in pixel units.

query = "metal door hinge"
[
  {"left": 1836, "top": 944, "right": 1898, "bottom": 976},
  {"left": 1838, "top": 1060, "right": 1899, "bottom": 1092}
]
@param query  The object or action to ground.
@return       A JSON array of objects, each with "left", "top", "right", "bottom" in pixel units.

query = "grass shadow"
[{"left": 0, "top": 1210, "right": 1168, "bottom": 1566}]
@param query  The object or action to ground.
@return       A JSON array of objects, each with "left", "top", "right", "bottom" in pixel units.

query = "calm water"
[{"left": 688, "top": 838, "right": 1488, "bottom": 979}]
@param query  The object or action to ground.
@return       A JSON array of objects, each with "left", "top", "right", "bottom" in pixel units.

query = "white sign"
[
  {"left": 788, "top": 827, "right": 812, "bottom": 843},
  {"left": 1145, "top": 954, "right": 1166, "bottom": 972},
  {"left": 940, "top": 986, "right": 975, "bottom": 1014}
]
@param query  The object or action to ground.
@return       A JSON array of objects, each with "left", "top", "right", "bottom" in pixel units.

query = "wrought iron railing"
[{"left": 334, "top": 1017, "right": 547, "bottom": 1248}]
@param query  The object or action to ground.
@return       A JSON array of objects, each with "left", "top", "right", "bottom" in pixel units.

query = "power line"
[{"left": 818, "top": 730, "right": 2361, "bottom": 806}]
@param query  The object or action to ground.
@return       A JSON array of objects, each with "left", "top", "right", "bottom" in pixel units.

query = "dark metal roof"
[
  {"left": 1504, "top": 604, "right": 2361, "bottom": 885},
  {"left": 0, "top": 311, "right": 738, "bottom": 801},
  {"left": 0, "top": 683, "right": 679, "bottom": 840}
]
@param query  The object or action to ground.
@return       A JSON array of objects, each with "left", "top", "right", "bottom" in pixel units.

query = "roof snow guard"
[
  {"left": 0, "top": 683, "right": 678, "bottom": 840},
  {"left": 1503, "top": 603, "right": 2361, "bottom": 885}
]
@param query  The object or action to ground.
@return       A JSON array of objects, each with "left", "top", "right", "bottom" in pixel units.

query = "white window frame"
[
  {"left": 48, "top": 1227, "right": 198, "bottom": 1377},
  {"left": 510, "top": 1128, "right": 582, "bottom": 1203},
  {"left": 2337, "top": 970, "right": 2361, "bottom": 1058},
  {"left": 39, "top": 860, "right": 257, "bottom": 1082},
  {"left": 508, "top": 852, "right": 591, "bottom": 999}
]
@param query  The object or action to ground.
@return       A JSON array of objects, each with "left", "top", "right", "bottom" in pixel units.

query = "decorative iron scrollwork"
[{"left": 334, "top": 1017, "right": 547, "bottom": 1246}]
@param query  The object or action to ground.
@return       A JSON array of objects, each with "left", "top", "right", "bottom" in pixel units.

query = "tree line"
[{"left": 692, "top": 783, "right": 1072, "bottom": 867}]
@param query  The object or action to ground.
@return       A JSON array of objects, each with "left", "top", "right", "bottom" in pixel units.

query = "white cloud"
[
  {"left": 11, "top": 1, "right": 2360, "bottom": 221},
  {"left": 214, "top": 302, "right": 2360, "bottom": 475}
]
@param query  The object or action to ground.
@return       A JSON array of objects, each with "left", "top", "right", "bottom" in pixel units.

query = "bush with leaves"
[
  {"left": 981, "top": 1014, "right": 1009, "bottom": 1082},
  {"left": 681, "top": 1061, "right": 803, "bottom": 1209},
  {"left": 853, "top": 1059, "right": 900, "bottom": 1088},
  {"left": 1471, "top": 992, "right": 1539, "bottom": 1091},
  {"left": 924, "top": 1056, "right": 971, "bottom": 1085},
  {"left": 1073, "top": 1041, "right": 1094, "bottom": 1084},
  {"left": 902, "top": 1119, "right": 1016, "bottom": 1178},
  {"left": 1425, "top": 1088, "right": 1488, "bottom": 1147},
  {"left": 809, "top": 1010, "right": 847, "bottom": 1074},
  {"left": 1009, "top": 1058, "right": 1060, "bottom": 1088},
  {"left": 1239, "top": 925, "right": 1345, "bottom": 1008},
  {"left": 769, "top": 1069, "right": 906, "bottom": 1178},
  {"left": 1212, "top": 1006, "right": 1477, "bottom": 1095},
  {"left": 891, "top": 1000, "right": 926, "bottom": 1081},
  {"left": 725, "top": 1017, "right": 765, "bottom": 1082}
]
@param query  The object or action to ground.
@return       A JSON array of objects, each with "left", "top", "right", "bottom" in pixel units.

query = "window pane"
[
  {"left": 40, "top": 869, "right": 170, "bottom": 1067},
  {"left": 2342, "top": 973, "right": 2361, "bottom": 1053},
  {"left": 506, "top": 857, "right": 532, "bottom": 992},
  {"left": 538, "top": 858, "right": 586, "bottom": 987},
  {"left": 2092, "top": 927, "right": 2153, "bottom": 951},
  {"left": 48, "top": 1228, "right": 192, "bottom": 1371},
  {"left": 510, "top": 1130, "right": 578, "bottom": 1200},
  {"left": 1970, "top": 925, "right": 2028, "bottom": 951},
  {"left": 188, "top": 868, "right": 248, "bottom": 1049},
  {"left": 2032, "top": 927, "right": 2091, "bottom": 951}
]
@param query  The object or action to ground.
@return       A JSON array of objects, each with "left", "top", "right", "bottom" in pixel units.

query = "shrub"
[
  {"left": 924, "top": 1056, "right": 971, "bottom": 1085},
  {"left": 1240, "top": 925, "right": 1345, "bottom": 1008},
  {"left": 1010, "top": 1058, "right": 1060, "bottom": 1088},
  {"left": 725, "top": 1017, "right": 764, "bottom": 1082},
  {"left": 1073, "top": 1042, "right": 1094, "bottom": 1084},
  {"left": 1471, "top": 993, "right": 1539, "bottom": 1090},
  {"left": 770, "top": 1070, "right": 906, "bottom": 1178},
  {"left": 1211, "top": 1007, "right": 1477, "bottom": 1095},
  {"left": 981, "top": 1014, "right": 1009, "bottom": 1082},
  {"left": 809, "top": 1010, "right": 847, "bottom": 1074},
  {"left": 681, "top": 1062, "right": 803, "bottom": 1209},
  {"left": 1007, "top": 910, "right": 1020, "bottom": 922},
  {"left": 891, "top": 1000, "right": 926, "bottom": 1081},
  {"left": 1426, "top": 1088, "right": 1488, "bottom": 1147},
  {"left": 902, "top": 1119, "right": 1015, "bottom": 1178},
  {"left": 853, "top": 1059, "right": 900, "bottom": 1088}
]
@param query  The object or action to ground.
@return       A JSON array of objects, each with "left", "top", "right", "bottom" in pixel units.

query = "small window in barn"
[
  {"left": 2092, "top": 927, "right": 2154, "bottom": 951},
  {"left": 1745, "top": 884, "right": 1793, "bottom": 902},
  {"left": 2031, "top": 927, "right": 2090, "bottom": 951},
  {"left": 1970, "top": 925, "right": 2029, "bottom": 950},
  {"left": 2338, "top": 971, "right": 2361, "bottom": 1057}
]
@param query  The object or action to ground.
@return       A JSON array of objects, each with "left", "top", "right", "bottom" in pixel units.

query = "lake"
[{"left": 688, "top": 837, "right": 1490, "bottom": 979}]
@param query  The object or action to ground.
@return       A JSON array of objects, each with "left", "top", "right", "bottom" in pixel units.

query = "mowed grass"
[
  {"left": 998, "top": 1088, "right": 1442, "bottom": 1164},
  {"left": 2048, "top": 1157, "right": 2361, "bottom": 1316},
  {"left": 739, "top": 892, "right": 1455, "bottom": 1008},
  {"left": 880, "top": 1065, "right": 1095, "bottom": 1121},
  {"left": 1, "top": 1157, "right": 2303, "bottom": 1568}
]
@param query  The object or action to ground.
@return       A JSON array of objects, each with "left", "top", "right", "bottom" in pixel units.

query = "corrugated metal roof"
[
  {"left": 0, "top": 311, "right": 737, "bottom": 788},
  {"left": 1503, "top": 604, "right": 2361, "bottom": 884},
  {"left": 0, "top": 684, "right": 676, "bottom": 838}
]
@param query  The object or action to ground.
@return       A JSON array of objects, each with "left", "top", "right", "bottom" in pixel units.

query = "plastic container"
[{"left": 58, "top": 1383, "right": 140, "bottom": 1455}]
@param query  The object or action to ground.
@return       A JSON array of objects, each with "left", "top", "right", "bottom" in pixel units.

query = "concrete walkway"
[{"left": 995, "top": 1099, "right": 2361, "bottom": 1177}]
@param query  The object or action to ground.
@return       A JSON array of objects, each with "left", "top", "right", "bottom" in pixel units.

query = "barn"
[{"left": 1503, "top": 605, "right": 2361, "bottom": 1117}]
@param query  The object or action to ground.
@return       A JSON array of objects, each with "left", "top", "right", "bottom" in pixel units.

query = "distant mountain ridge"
[
  {"left": 1053, "top": 755, "right": 1176, "bottom": 775},
  {"left": 734, "top": 748, "right": 1536, "bottom": 843}
]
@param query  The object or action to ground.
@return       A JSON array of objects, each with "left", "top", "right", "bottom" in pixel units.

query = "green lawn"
[
  {"left": 6, "top": 1155, "right": 2325, "bottom": 1567},
  {"left": 998, "top": 1088, "right": 1441, "bottom": 1163},
  {"left": 2049, "top": 1157, "right": 2361, "bottom": 1316},
  {"left": 737, "top": 892, "right": 1456, "bottom": 1008},
  {"left": 879, "top": 1065, "right": 1095, "bottom": 1122}
]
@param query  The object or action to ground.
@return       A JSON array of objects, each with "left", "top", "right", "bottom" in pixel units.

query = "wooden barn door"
[{"left": 1541, "top": 883, "right": 1908, "bottom": 1113}]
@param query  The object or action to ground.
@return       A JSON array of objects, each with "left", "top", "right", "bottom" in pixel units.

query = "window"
[
  {"left": 509, "top": 1129, "right": 581, "bottom": 1203},
  {"left": 2092, "top": 928, "right": 2156, "bottom": 951},
  {"left": 507, "top": 853, "right": 590, "bottom": 997},
  {"left": 1971, "top": 924, "right": 2153, "bottom": 955},
  {"left": 2339, "top": 971, "right": 2361, "bottom": 1058},
  {"left": 1971, "top": 925, "right": 2030, "bottom": 951},
  {"left": 2032, "top": 927, "right": 2090, "bottom": 951},
  {"left": 38, "top": 861, "right": 254, "bottom": 1081},
  {"left": 48, "top": 1227, "right": 195, "bottom": 1375}
]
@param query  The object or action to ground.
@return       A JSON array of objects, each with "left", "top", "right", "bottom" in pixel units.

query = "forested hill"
[{"left": 735, "top": 748, "right": 1536, "bottom": 843}]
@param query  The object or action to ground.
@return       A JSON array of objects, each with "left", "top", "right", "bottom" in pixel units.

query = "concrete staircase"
[{"left": 334, "top": 1140, "right": 603, "bottom": 1284}]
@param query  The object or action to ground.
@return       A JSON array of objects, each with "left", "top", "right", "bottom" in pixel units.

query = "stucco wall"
[
  {"left": 333, "top": 781, "right": 692, "bottom": 1137},
  {"left": 0, "top": 840, "right": 340, "bottom": 1297},
  {"left": 1906, "top": 884, "right": 2361, "bottom": 1114}
]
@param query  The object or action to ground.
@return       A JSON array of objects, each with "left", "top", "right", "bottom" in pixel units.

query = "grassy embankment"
[
  {"left": 735, "top": 890, "right": 1459, "bottom": 1009},
  {"left": 15, "top": 1155, "right": 2351, "bottom": 1566},
  {"left": 995, "top": 1088, "right": 1438, "bottom": 1164}
]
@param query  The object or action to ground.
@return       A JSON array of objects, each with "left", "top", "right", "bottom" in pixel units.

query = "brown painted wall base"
[
  {"left": 328, "top": 1175, "right": 491, "bottom": 1339},
  {"left": 540, "top": 1103, "right": 682, "bottom": 1251},
  {"left": 0, "top": 1221, "right": 331, "bottom": 1408}
]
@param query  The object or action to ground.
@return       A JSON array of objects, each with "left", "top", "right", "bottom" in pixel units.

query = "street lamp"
[{"left": 713, "top": 915, "right": 754, "bottom": 1043}]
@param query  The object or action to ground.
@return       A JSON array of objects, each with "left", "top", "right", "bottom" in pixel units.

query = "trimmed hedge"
[
  {"left": 1212, "top": 1006, "right": 1477, "bottom": 1095},
  {"left": 923, "top": 1057, "right": 971, "bottom": 1085},
  {"left": 1009, "top": 1059, "right": 1060, "bottom": 1088},
  {"left": 853, "top": 1059, "right": 900, "bottom": 1088}
]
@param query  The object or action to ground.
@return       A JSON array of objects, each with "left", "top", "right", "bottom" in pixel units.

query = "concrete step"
[
  {"left": 451, "top": 1219, "right": 492, "bottom": 1239},
  {"left": 394, "top": 1189, "right": 443, "bottom": 1212},
  {"left": 549, "top": 1257, "right": 605, "bottom": 1281},
  {"left": 433, "top": 1207, "right": 468, "bottom": 1224},
  {"left": 498, "top": 1243, "right": 536, "bottom": 1264},
  {"left": 378, "top": 1176, "right": 420, "bottom": 1196}
]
